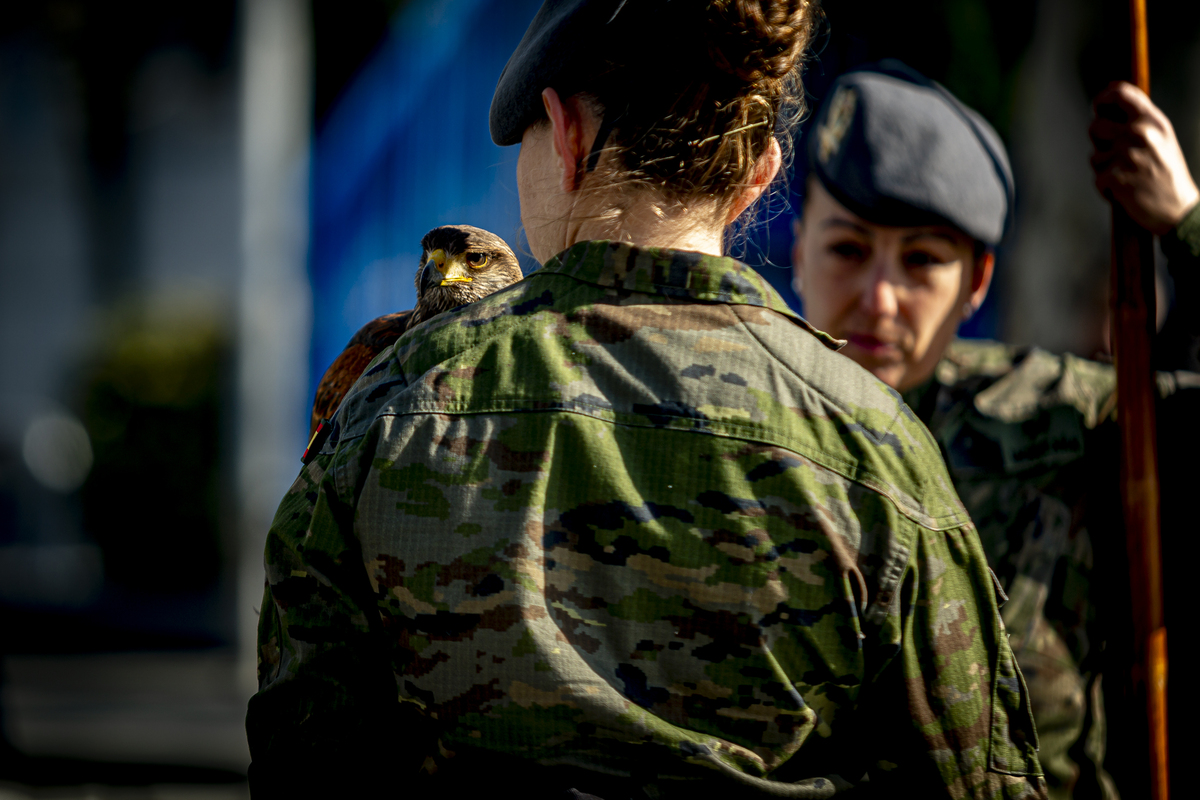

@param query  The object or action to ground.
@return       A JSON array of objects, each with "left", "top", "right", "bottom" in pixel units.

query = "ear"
[
  {"left": 541, "top": 88, "right": 592, "bottom": 193},
  {"left": 725, "top": 138, "right": 783, "bottom": 224},
  {"left": 969, "top": 250, "right": 995, "bottom": 309}
]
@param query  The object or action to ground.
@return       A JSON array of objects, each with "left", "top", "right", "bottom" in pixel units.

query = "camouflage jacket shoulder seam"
[{"left": 340, "top": 400, "right": 972, "bottom": 532}]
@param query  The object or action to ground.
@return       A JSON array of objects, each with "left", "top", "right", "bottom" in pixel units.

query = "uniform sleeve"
[
  {"left": 864, "top": 524, "right": 1048, "bottom": 799},
  {"left": 245, "top": 451, "right": 430, "bottom": 797},
  {"left": 1166, "top": 201, "right": 1200, "bottom": 260},
  {"left": 1157, "top": 202, "right": 1200, "bottom": 371}
]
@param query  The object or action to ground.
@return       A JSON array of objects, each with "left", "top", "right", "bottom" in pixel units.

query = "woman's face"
[
  {"left": 517, "top": 122, "right": 567, "bottom": 264},
  {"left": 792, "top": 180, "right": 991, "bottom": 392}
]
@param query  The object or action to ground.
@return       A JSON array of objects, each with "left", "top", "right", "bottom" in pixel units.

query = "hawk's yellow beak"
[{"left": 428, "top": 248, "right": 473, "bottom": 285}]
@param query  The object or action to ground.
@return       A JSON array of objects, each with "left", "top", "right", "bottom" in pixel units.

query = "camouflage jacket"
[
  {"left": 248, "top": 241, "right": 1045, "bottom": 798},
  {"left": 903, "top": 339, "right": 1200, "bottom": 800}
]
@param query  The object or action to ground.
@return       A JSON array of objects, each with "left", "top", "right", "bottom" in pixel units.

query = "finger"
[
  {"left": 1093, "top": 81, "right": 1151, "bottom": 123},
  {"left": 1093, "top": 167, "right": 1131, "bottom": 196},
  {"left": 1115, "top": 82, "right": 1169, "bottom": 131},
  {"left": 1089, "top": 104, "right": 1162, "bottom": 144},
  {"left": 1088, "top": 117, "right": 1125, "bottom": 148},
  {"left": 1118, "top": 119, "right": 1156, "bottom": 149},
  {"left": 1125, "top": 146, "right": 1156, "bottom": 172},
  {"left": 1109, "top": 161, "right": 1141, "bottom": 189},
  {"left": 1092, "top": 80, "right": 1129, "bottom": 103},
  {"left": 1093, "top": 82, "right": 1135, "bottom": 120},
  {"left": 1094, "top": 169, "right": 1124, "bottom": 201},
  {"left": 1095, "top": 149, "right": 1142, "bottom": 182},
  {"left": 1112, "top": 80, "right": 1152, "bottom": 113},
  {"left": 1092, "top": 81, "right": 1129, "bottom": 107},
  {"left": 1090, "top": 150, "right": 1117, "bottom": 172},
  {"left": 1090, "top": 134, "right": 1148, "bottom": 161}
]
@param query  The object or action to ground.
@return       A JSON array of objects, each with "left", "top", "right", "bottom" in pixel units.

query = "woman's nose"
[{"left": 859, "top": 258, "right": 900, "bottom": 319}]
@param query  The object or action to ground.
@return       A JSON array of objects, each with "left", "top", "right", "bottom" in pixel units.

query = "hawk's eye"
[{"left": 465, "top": 252, "right": 489, "bottom": 269}]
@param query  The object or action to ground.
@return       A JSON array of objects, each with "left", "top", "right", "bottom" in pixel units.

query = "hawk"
[{"left": 307, "top": 225, "right": 522, "bottom": 442}]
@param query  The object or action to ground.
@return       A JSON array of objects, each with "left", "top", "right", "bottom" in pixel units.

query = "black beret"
[
  {"left": 490, "top": 0, "right": 632, "bottom": 147},
  {"left": 806, "top": 60, "right": 1014, "bottom": 247}
]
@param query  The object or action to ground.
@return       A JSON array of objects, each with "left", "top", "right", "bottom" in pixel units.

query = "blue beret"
[
  {"left": 490, "top": 0, "right": 630, "bottom": 147},
  {"left": 806, "top": 60, "right": 1014, "bottom": 247}
]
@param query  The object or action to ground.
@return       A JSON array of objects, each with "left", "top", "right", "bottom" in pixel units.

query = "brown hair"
[{"left": 569, "top": 0, "right": 819, "bottom": 212}]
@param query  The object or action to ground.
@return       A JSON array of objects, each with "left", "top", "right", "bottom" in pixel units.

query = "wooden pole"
[{"left": 1111, "top": 1, "right": 1168, "bottom": 797}]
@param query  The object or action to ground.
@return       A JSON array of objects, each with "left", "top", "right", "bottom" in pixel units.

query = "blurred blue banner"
[{"left": 310, "top": 0, "right": 544, "bottom": 402}]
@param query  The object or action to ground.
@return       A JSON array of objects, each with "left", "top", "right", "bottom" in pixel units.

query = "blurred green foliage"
[
  {"left": 943, "top": 0, "right": 1008, "bottom": 133},
  {"left": 79, "top": 302, "right": 228, "bottom": 593}
]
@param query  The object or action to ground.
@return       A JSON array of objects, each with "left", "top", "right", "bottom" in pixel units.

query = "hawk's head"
[{"left": 415, "top": 225, "right": 522, "bottom": 320}]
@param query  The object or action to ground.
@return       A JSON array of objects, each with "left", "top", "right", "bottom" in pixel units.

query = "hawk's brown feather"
[{"left": 309, "top": 310, "right": 415, "bottom": 436}]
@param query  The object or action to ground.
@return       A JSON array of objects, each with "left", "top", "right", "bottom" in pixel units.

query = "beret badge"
[{"left": 817, "top": 86, "right": 857, "bottom": 165}]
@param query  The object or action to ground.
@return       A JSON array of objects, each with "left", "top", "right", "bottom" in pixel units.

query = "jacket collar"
[
  {"left": 540, "top": 240, "right": 844, "bottom": 350},
  {"left": 545, "top": 239, "right": 796, "bottom": 310}
]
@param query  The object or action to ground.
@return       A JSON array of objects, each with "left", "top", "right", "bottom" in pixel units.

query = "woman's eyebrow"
[
  {"left": 821, "top": 218, "right": 872, "bottom": 236},
  {"left": 902, "top": 230, "right": 960, "bottom": 245}
]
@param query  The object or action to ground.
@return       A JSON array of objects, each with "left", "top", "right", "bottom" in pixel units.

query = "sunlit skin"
[
  {"left": 1090, "top": 81, "right": 1199, "bottom": 234},
  {"left": 792, "top": 179, "right": 994, "bottom": 392},
  {"left": 517, "top": 88, "right": 781, "bottom": 264}
]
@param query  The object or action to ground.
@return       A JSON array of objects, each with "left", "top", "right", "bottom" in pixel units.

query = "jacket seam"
[{"left": 335, "top": 400, "right": 970, "bottom": 532}]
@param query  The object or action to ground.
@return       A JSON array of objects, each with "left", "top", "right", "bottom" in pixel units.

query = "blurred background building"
[{"left": 0, "top": 0, "right": 1197, "bottom": 796}]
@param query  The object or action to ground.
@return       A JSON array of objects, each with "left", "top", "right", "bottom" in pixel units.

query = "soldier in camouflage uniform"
[
  {"left": 792, "top": 65, "right": 1200, "bottom": 800},
  {"left": 247, "top": 4, "right": 1045, "bottom": 798}
]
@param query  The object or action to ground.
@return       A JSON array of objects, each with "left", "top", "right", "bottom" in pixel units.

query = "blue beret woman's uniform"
[
  {"left": 800, "top": 61, "right": 1200, "bottom": 799},
  {"left": 900, "top": 212, "right": 1200, "bottom": 800}
]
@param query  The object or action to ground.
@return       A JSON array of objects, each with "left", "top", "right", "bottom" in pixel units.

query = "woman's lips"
[{"left": 845, "top": 333, "right": 902, "bottom": 358}]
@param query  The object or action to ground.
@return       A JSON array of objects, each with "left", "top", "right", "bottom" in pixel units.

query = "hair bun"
[
  {"left": 705, "top": 0, "right": 814, "bottom": 85},
  {"left": 509, "top": 0, "right": 818, "bottom": 210}
]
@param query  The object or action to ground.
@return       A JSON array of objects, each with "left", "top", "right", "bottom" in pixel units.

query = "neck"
[
  {"left": 570, "top": 218, "right": 724, "bottom": 256},
  {"left": 564, "top": 191, "right": 726, "bottom": 257}
]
